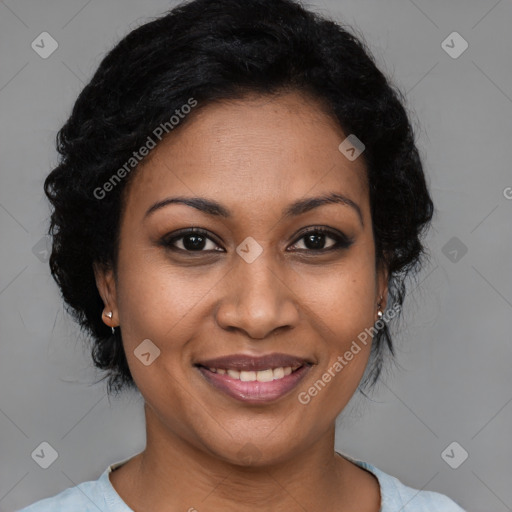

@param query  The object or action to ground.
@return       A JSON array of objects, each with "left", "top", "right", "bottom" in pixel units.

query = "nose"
[{"left": 215, "top": 252, "right": 300, "bottom": 340}]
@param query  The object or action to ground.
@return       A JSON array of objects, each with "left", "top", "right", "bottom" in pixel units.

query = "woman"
[{"left": 18, "top": 0, "right": 466, "bottom": 510}]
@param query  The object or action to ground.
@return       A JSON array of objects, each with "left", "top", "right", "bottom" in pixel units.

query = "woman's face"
[{"left": 95, "top": 91, "right": 387, "bottom": 465}]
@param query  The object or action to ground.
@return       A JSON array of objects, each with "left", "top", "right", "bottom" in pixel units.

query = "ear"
[
  {"left": 375, "top": 258, "right": 389, "bottom": 312},
  {"left": 93, "top": 261, "right": 119, "bottom": 328}
]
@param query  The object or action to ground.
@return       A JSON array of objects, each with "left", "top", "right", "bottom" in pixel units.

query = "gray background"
[{"left": 1, "top": 1, "right": 511, "bottom": 511}]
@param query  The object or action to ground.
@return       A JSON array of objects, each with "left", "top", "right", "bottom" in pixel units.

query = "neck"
[{"left": 111, "top": 404, "right": 379, "bottom": 512}]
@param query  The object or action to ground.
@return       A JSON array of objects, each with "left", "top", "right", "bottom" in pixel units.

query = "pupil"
[
  {"left": 305, "top": 232, "right": 325, "bottom": 250},
  {"left": 184, "top": 234, "right": 206, "bottom": 250}
]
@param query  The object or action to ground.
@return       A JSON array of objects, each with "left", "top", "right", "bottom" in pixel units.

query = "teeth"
[
  {"left": 227, "top": 369, "right": 240, "bottom": 379},
  {"left": 255, "top": 369, "right": 273, "bottom": 382},
  {"left": 273, "top": 367, "right": 284, "bottom": 379},
  {"left": 208, "top": 365, "right": 301, "bottom": 381}
]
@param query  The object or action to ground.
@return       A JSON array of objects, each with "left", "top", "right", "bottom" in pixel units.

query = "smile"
[{"left": 196, "top": 364, "right": 312, "bottom": 403}]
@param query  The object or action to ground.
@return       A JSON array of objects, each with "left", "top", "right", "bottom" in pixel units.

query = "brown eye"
[
  {"left": 289, "top": 227, "right": 353, "bottom": 252},
  {"left": 162, "top": 228, "right": 224, "bottom": 253}
]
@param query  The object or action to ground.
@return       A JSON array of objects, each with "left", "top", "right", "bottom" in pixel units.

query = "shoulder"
[
  {"left": 15, "top": 464, "right": 123, "bottom": 512},
  {"left": 341, "top": 452, "right": 466, "bottom": 512},
  {"left": 16, "top": 481, "right": 104, "bottom": 511},
  {"left": 371, "top": 464, "right": 466, "bottom": 511}
]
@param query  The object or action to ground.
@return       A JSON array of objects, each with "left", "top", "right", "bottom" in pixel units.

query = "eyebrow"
[{"left": 144, "top": 192, "right": 364, "bottom": 227}]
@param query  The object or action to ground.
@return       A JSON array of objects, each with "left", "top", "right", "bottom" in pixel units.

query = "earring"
[
  {"left": 103, "top": 310, "right": 116, "bottom": 335},
  {"left": 377, "top": 295, "right": 384, "bottom": 320}
]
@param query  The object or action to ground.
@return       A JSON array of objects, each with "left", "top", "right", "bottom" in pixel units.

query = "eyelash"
[{"left": 160, "top": 226, "right": 354, "bottom": 254}]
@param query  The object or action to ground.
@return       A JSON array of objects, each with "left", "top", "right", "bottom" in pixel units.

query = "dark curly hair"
[{"left": 44, "top": 0, "right": 434, "bottom": 397}]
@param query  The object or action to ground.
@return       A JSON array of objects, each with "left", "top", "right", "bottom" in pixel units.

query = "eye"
[
  {"left": 160, "top": 226, "right": 353, "bottom": 254},
  {"left": 161, "top": 228, "right": 224, "bottom": 253},
  {"left": 288, "top": 227, "right": 353, "bottom": 252}
]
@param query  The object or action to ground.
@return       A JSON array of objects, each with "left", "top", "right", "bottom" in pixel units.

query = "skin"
[{"left": 94, "top": 91, "right": 388, "bottom": 512}]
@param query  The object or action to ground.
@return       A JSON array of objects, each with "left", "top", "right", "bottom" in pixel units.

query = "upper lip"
[{"left": 195, "top": 352, "right": 313, "bottom": 372}]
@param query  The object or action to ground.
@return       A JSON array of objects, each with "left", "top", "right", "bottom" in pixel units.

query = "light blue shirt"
[{"left": 17, "top": 452, "right": 466, "bottom": 511}]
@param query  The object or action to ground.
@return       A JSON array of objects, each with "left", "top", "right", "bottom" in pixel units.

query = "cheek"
[
  {"left": 294, "top": 275, "right": 376, "bottom": 415},
  {"left": 114, "top": 248, "right": 232, "bottom": 397},
  {"left": 114, "top": 239, "right": 203, "bottom": 351},
  {"left": 294, "top": 259, "right": 377, "bottom": 335},
  {"left": 294, "top": 257, "right": 377, "bottom": 380},
  {"left": 113, "top": 264, "right": 197, "bottom": 403}
]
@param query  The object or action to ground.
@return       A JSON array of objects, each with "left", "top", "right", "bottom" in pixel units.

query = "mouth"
[{"left": 194, "top": 352, "right": 314, "bottom": 404}]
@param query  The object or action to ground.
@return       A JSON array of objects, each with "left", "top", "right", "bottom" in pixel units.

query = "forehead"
[{"left": 122, "top": 91, "right": 369, "bottom": 220}]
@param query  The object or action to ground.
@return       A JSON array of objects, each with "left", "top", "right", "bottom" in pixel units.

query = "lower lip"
[{"left": 196, "top": 365, "right": 312, "bottom": 404}]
